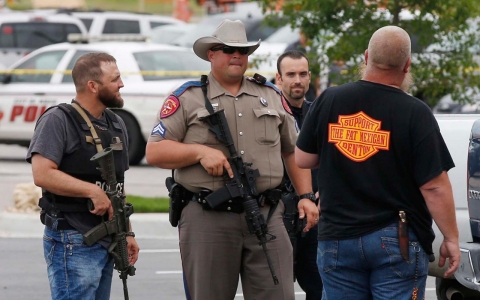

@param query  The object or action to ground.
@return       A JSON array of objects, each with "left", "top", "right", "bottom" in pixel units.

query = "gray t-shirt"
[{"left": 27, "top": 104, "right": 129, "bottom": 247}]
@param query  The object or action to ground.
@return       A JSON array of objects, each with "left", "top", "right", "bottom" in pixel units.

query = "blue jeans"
[
  {"left": 43, "top": 226, "right": 114, "bottom": 300},
  {"left": 317, "top": 222, "right": 429, "bottom": 300}
]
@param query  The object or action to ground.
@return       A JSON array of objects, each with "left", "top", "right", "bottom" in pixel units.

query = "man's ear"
[
  {"left": 364, "top": 49, "right": 369, "bottom": 65},
  {"left": 275, "top": 72, "right": 282, "bottom": 84},
  {"left": 87, "top": 80, "right": 98, "bottom": 93},
  {"left": 207, "top": 50, "right": 214, "bottom": 62},
  {"left": 403, "top": 58, "right": 411, "bottom": 73}
]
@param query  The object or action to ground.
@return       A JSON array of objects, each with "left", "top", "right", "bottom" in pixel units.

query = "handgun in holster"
[
  {"left": 398, "top": 210, "right": 409, "bottom": 261},
  {"left": 282, "top": 190, "right": 307, "bottom": 282},
  {"left": 282, "top": 192, "right": 307, "bottom": 238},
  {"left": 166, "top": 177, "right": 191, "bottom": 227}
]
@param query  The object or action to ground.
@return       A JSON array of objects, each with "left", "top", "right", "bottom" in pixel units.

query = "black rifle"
[
  {"left": 198, "top": 75, "right": 279, "bottom": 285},
  {"left": 83, "top": 139, "right": 136, "bottom": 300}
]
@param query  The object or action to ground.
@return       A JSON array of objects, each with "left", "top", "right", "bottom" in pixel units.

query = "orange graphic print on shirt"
[{"left": 328, "top": 111, "right": 390, "bottom": 162}]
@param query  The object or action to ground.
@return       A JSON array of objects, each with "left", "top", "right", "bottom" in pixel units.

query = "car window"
[
  {"left": 103, "top": 19, "right": 141, "bottom": 34},
  {"left": 133, "top": 50, "right": 209, "bottom": 81},
  {"left": 150, "top": 21, "right": 168, "bottom": 29},
  {"left": 10, "top": 50, "right": 67, "bottom": 83},
  {"left": 62, "top": 50, "right": 96, "bottom": 83},
  {"left": 79, "top": 18, "right": 93, "bottom": 31},
  {"left": 0, "top": 23, "right": 82, "bottom": 49}
]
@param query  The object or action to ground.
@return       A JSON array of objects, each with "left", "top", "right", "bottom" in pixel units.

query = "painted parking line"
[
  {"left": 234, "top": 292, "right": 306, "bottom": 298},
  {"left": 141, "top": 249, "right": 180, "bottom": 253},
  {"left": 155, "top": 271, "right": 183, "bottom": 274}
]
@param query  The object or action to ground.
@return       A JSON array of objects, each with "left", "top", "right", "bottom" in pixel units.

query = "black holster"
[
  {"left": 39, "top": 197, "right": 75, "bottom": 230},
  {"left": 282, "top": 192, "right": 306, "bottom": 237},
  {"left": 166, "top": 177, "right": 192, "bottom": 227}
]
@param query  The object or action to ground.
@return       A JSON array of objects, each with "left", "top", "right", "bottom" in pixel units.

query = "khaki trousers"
[{"left": 178, "top": 201, "right": 294, "bottom": 300}]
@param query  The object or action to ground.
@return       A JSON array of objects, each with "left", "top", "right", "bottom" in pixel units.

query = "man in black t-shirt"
[
  {"left": 295, "top": 26, "right": 460, "bottom": 300},
  {"left": 276, "top": 50, "right": 322, "bottom": 300},
  {"left": 27, "top": 53, "right": 139, "bottom": 300}
]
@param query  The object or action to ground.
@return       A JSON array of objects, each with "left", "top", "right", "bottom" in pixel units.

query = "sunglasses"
[{"left": 210, "top": 45, "right": 249, "bottom": 55}]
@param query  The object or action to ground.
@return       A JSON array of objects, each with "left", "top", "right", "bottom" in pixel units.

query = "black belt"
[
  {"left": 40, "top": 210, "right": 75, "bottom": 231},
  {"left": 190, "top": 189, "right": 282, "bottom": 214}
]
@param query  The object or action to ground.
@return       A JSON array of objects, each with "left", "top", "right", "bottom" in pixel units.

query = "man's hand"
[
  {"left": 298, "top": 199, "right": 319, "bottom": 231},
  {"left": 127, "top": 236, "right": 140, "bottom": 265},
  {"left": 438, "top": 238, "right": 461, "bottom": 278},
  {"left": 198, "top": 147, "right": 233, "bottom": 178},
  {"left": 89, "top": 186, "right": 113, "bottom": 219}
]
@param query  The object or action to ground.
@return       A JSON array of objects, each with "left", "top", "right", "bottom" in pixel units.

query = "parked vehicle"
[
  {"left": 150, "top": 23, "right": 195, "bottom": 45},
  {"left": 246, "top": 24, "right": 298, "bottom": 81},
  {"left": 0, "top": 40, "right": 210, "bottom": 165},
  {"left": 0, "top": 12, "right": 88, "bottom": 68},
  {"left": 69, "top": 11, "right": 185, "bottom": 37},
  {"left": 172, "top": 8, "right": 279, "bottom": 48},
  {"left": 453, "top": 118, "right": 480, "bottom": 299},
  {"left": 431, "top": 114, "right": 480, "bottom": 299},
  {"left": 432, "top": 89, "right": 480, "bottom": 114}
]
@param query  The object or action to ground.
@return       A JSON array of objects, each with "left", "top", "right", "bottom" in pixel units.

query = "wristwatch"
[{"left": 298, "top": 192, "right": 317, "bottom": 203}]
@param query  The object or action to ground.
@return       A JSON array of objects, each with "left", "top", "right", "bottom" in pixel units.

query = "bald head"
[{"left": 367, "top": 26, "right": 411, "bottom": 70}]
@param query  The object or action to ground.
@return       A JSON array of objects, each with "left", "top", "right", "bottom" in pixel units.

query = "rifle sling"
[
  {"left": 201, "top": 75, "right": 215, "bottom": 115},
  {"left": 71, "top": 102, "right": 103, "bottom": 153}
]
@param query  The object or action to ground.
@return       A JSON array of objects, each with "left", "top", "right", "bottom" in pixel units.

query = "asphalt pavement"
[{"left": 0, "top": 145, "right": 440, "bottom": 299}]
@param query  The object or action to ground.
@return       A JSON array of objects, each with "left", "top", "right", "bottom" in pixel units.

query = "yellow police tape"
[{"left": 0, "top": 69, "right": 276, "bottom": 76}]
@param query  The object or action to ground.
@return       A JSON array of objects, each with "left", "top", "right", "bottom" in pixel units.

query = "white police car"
[
  {"left": 0, "top": 39, "right": 210, "bottom": 164},
  {"left": 0, "top": 12, "right": 88, "bottom": 68},
  {"left": 69, "top": 11, "right": 185, "bottom": 37}
]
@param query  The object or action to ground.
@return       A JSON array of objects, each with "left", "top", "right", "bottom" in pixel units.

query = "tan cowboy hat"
[{"left": 193, "top": 19, "right": 261, "bottom": 61}]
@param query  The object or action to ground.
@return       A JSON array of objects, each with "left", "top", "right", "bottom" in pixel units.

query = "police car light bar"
[{"left": 67, "top": 34, "right": 149, "bottom": 44}]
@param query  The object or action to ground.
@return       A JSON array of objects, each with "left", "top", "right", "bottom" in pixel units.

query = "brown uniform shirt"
[{"left": 149, "top": 73, "right": 298, "bottom": 193}]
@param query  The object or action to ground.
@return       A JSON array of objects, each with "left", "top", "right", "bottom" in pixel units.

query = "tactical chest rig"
[{"left": 39, "top": 102, "right": 125, "bottom": 223}]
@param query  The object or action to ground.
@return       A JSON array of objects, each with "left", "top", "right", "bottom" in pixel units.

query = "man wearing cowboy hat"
[{"left": 146, "top": 19, "right": 319, "bottom": 300}]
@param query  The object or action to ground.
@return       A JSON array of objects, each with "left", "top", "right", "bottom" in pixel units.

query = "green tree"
[{"left": 260, "top": 0, "right": 480, "bottom": 107}]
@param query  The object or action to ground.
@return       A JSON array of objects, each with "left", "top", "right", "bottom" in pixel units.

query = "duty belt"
[{"left": 190, "top": 189, "right": 282, "bottom": 214}]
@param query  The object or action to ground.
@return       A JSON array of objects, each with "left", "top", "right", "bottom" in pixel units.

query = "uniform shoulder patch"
[
  {"left": 160, "top": 95, "right": 180, "bottom": 119},
  {"left": 282, "top": 96, "right": 293, "bottom": 115}
]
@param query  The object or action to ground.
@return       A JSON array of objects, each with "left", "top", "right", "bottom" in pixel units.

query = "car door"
[{"left": 0, "top": 48, "right": 72, "bottom": 143}]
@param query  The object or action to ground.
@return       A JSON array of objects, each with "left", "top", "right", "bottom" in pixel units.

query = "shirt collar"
[{"left": 207, "top": 73, "right": 258, "bottom": 99}]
